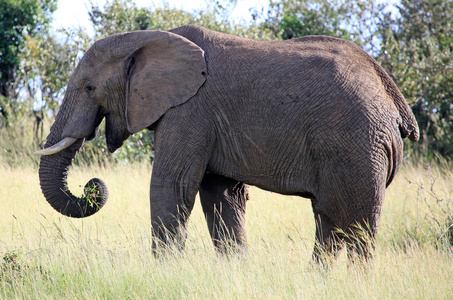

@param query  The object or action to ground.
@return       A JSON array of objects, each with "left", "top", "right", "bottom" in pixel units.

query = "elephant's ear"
[{"left": 125, "top": 31, "right": 207, "bottom": 133}]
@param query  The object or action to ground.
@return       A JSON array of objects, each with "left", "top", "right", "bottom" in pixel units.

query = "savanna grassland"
[
  {"left": 1, "top": 156, "right": 453, "bottom": 298},
  {"left": 1, "top": 0, "right": 453, "bottom": 298}
]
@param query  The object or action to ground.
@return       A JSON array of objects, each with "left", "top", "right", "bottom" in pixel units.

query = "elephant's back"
[{"left": 174, "top": 26, "right": 403, "bottom": 192}]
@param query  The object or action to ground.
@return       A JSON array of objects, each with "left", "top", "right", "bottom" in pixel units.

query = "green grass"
[{"left": 1, "top": 162, "right": 453, "bottom": 298}]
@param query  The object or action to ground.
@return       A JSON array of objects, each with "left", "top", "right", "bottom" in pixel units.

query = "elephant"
[{"left": 35, "top": 25, "right": 419, "bottom": 262}]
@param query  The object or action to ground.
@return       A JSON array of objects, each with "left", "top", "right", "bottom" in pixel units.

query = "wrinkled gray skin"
[{"left": 37, "top": 25, "right": 419, "bottom": 262}]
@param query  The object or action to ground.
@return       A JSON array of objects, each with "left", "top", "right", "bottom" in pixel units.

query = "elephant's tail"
[{"left": 372, "top": 61, "right": 419, "bottom": 142}]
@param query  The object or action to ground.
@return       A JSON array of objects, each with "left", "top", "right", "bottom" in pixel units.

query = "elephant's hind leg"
[{"left": 199, "top": 174, "right": 248, "bottom": 253}]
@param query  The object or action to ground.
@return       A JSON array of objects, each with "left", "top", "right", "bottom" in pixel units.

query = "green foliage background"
[{"left": 1, "top": 0, "right": 452, "bottom": 165}]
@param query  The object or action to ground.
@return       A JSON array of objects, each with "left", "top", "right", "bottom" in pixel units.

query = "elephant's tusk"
[{"left": 34, "top": 137, "right": 78, "bottom": 155}]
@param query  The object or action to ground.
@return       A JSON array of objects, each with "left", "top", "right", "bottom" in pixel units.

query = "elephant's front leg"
[
  {"left": 150, "top": 155, "right": 208, "bottom": 251},
  {"left": 199, "top": 174, "right": 248, "bottom": 253}
]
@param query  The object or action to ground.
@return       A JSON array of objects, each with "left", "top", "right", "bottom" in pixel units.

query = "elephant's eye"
[{"left": 85, "top": 83, "right": 96, "bottom": 95}]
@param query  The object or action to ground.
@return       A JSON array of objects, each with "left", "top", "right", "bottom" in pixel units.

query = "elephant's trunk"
[{"left": 38, "top": 133, "right": 108, "bottom": 218}]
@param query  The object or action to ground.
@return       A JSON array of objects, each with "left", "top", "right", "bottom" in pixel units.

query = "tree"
[
  {"left": 0, "top": 0, "right": 56, "bottom": 125},
  {"left": 20, "top": 29, "right": 91, "bottom": 113},
  {"left": 262, "top": 0, "right": 378, "bottom": 45},
  {"left": 377, "top": 0, "right": 453, "bottom": 159},
  {"left": 87, "top": 0, "right": 269, "bottom": 40},
  {"left": 18, "top": 28, "right": 92, "bottom": 142},
  {"left": 88, "top": 0, "right": 156, "bottom": 38}
]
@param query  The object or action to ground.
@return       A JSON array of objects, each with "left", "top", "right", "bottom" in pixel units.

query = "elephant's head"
[{"left": 36, "top": 30, "right": 207, "bottom": 217}]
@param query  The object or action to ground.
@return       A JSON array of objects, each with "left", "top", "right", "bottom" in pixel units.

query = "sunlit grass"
[{"left": 1, "top": 162, "right": 452, "bottom": 298}]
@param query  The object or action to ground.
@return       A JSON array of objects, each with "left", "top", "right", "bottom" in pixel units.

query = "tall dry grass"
[{"left": 1, "top": 161, "right": 452, "bottom": 298}]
